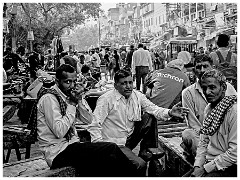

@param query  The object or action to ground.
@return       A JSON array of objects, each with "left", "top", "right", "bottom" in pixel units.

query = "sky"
[{"left": 100, "top": 3, "right": 116, "bottom": 14}]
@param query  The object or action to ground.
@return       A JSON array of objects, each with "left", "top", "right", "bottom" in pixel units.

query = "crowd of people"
[{"left": 2, "top": 33, "right": 237, "bottom": 177}]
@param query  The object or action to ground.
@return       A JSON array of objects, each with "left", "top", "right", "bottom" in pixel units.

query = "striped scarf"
[
  {"left": 200, "top": 95, "right": 237, "bottom": 136},
  {"left": 27, "top": 87, "right": 74, "bottom": 142}
]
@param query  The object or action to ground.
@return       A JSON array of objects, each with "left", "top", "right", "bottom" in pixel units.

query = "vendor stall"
[{"left": 167, "top": 36, "right": 197, "bottom": 61}]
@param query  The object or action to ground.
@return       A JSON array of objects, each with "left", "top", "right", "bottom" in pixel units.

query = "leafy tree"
[
  {"left": 63, "top": 25, "right": 99, "bottom": 51},
  {"left": 6, "top": 3, "right": 103, "bottom": 50}
]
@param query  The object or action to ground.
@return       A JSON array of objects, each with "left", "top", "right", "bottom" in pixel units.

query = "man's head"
[
  {"left": 80, "top": 54, "right": 85, "bottom": 64},
  {"left": 56, "top": 64, "right": 77, "bottom": 97},
  {"left": 166, "top": 59, "right": 185, "bottom": 71},
  {"left": 33, "top": 43, "right": 42, "bottom": 54},
  {"left": 62, "top": 55, "right": 77, "bottom": 71},
  {"left": 81, "top": 65, "right": 91, "bottom": 76},
  {"left": 216, "top": 34, "right": 230, "bottom": 48},
  {"left": 177, "top": 51, "right": 191, "bottom": 65},
  {"left": 16, "top": 46, "right": 25, "bottom": 56},
  {"left": 199, "top": 47, "right": 204, "bottom": 54},
  {"left": 114, "top": 69, "right": 133, "bottom": 99},
  {"left": 194, "top": 54, "right": 213, "bottom": 79},
  {"left": 138, "top": 43, "right": 144, "bottom": 48},
  {"left": 200, "top": 69, "right": 227, "bottom": 107},
  {"left": 130, "top": 44, "right": 134, "bottom": 50}
]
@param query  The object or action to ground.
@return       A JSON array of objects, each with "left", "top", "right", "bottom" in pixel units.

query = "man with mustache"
[
  {"left": 30, "top": 64, "right": 138, "bottom": 176},
  {"left": 192, "top": 69, "right": 237, "bottom": 177},
  {"left": 88, "top": 69, "right": 190, "bottom": 176},
  {"left": 181, "top": 54, "right": 236, "bottom": 160}
]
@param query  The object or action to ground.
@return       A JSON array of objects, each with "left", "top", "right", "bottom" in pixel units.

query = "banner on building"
[
  {"left": 27, "top": 31, "right": 34, "bottom": 40},
  {"left": 174, "top": 27, "right": 179, "bottom": 36},
  {"left": 215, "top": 13, "right": 225, "bottom": 28},
  {"left": 230, "top": 35, "right": 237, "bottom": 44},
  {"left": 3, "top": 18, "right": 9, "bottom": 33}
]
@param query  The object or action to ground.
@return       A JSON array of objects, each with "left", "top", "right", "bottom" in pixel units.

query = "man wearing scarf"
[
  {"left": 88, "top": 69, "right": 190, "bottom": 176},
  {"left": 192, "top": 69, "right": 237, "bottom": 177},
  {"left": 181, "top": 54, "right": 236, "bottom": 161},
  {"left": 30, "top": 64, "right": 141, "bottom": 177}
]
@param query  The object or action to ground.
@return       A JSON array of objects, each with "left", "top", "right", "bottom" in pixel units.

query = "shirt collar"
[
  {"left": 114, "top": 88, "right": 124, "bottom": 101},
  {"left": 195, "top": 80, "right": 208, "bottom": 101},
  {"left": 52, "top": 84, "right": 68, "bottom": 101},
  {"left": 195, "top": 79, "right": 202, "bottom": 90},
  {"left": 114, "top": 88, "right": 133, "bottom": 101}
]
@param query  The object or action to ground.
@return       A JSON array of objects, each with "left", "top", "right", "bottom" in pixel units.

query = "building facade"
[{"left": 101, "top": 3, "right": 237, "bottom": 50}]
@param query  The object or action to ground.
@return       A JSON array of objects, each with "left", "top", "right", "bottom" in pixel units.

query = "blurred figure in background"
[
  {"left": 209, "top": 34, "right": 237, "bottom": 66},
  {"left": 125, "top": 45, "right": 135, "bottom": 69},
  {"left": 132, "top": 43, "right": 153, "bottom": 94},
  {"left": 28, "top": 43, "right": 45, "bottom": 81}
]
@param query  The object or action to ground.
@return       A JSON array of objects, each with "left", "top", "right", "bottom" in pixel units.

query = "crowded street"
[{"left": 2, "top": 2, "right": 237, "bottom": 177}]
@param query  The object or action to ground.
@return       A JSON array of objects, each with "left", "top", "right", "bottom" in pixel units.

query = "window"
[{"left": 151, "top": 18, "right": 153, "bottom": 25}]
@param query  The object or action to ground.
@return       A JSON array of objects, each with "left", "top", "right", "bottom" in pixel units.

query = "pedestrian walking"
[{"left": 132, "top": 43, "right": 153, "bottom": 94}]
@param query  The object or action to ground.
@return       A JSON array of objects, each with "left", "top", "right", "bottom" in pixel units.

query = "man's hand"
[
  {"left": 169, "top": 101, "right": 189, "bottom": 119},
  {"left": 192, "top": 166, "right": 206, "bottom": 177},
  {"left": 133, "top": 74, "right": 136, "bottom": 81},
  {"left": 68, "top": 82, "right": 85, "bottom": 105}
]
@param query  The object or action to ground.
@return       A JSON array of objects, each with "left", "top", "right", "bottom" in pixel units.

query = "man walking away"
[{"left": 132, "top": 43, "right": 153, "bottom": 93}]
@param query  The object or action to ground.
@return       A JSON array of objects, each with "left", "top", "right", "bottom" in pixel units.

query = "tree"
[
  {"left": 6, "top": 3, "right": 103, "bottom": 49},
  {"left": 63, "top": 25, "right": 99, "bottom": 51}
]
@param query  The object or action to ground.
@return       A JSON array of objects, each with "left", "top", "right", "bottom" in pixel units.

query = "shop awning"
[{"left": 169, "top": 36, "right": 197, "bottom": 44}]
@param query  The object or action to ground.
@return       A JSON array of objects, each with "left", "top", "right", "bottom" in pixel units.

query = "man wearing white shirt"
[
  {"left": 181, "top": 54, "right": 236, "bottom": 161},
  {"left": 132, "top": 43, "right": 153, "bottom": 93},
  {"left": 33, "top": 64, "right": 137, "bottom": 176},
  {"left": 88, "top": 69, "right": 189, "bottom": 176}
]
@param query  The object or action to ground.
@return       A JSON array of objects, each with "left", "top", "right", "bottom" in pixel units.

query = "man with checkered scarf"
[{"left": 192, "top": 69, "right": 237, "bottom": 177}]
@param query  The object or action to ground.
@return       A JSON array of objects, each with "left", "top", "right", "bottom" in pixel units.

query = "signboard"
[
  {"left": 215, "top": 12, "right": 225, "bottom": 28},
  {"left": 174, "top": 27, "right": 179, "bottom": 36},
  {"left": 230, "top": 35, "right": 237, "bottom": 44},
  {"left": 3, "top": 18, "right": 9, "bottom": 33},
  {"left": 27, "top": 31, "right": 34, "bottom": 40}
]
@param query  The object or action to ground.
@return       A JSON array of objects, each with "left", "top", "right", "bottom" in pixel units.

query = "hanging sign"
[
  {"left": 3, "top": 18, "right": 9, "bottom": 33},
  {"left": 27, "top": 31, "right": 34, "bottom": 40}
]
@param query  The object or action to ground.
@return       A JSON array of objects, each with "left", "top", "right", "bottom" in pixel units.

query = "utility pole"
[
  {"left": 98, "top": 15, "right": 101, "bottom": 48},
  {"left": 9, "top": 4, "right": 18, "bottom": 53},
  {"left": 26, "top": 3, "right": 34, "bottom": 52},
  {"left": 3, "top": 3, "right": 8, "bottom": 51}
]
